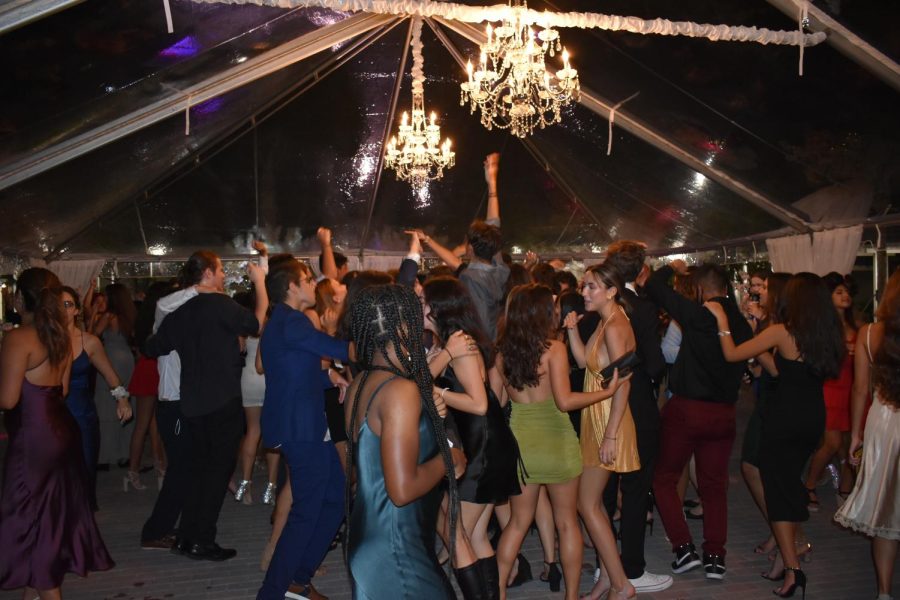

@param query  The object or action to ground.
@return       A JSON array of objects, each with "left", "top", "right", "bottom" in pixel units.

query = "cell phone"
[{"left": 749, "top": 293, "right": 760, "bottom": 303}]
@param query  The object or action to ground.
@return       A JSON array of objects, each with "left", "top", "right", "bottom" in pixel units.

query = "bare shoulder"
[
  {"left": 82, "top": 331, "right": 102, "bottom": 351},
  {"left": 1, "top": 326, "right": 36, "bottom": 350}
]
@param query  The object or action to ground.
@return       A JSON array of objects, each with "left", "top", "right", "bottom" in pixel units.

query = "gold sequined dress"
[{"left": 580, "top": 320, "right": 640, "bottom": 473}]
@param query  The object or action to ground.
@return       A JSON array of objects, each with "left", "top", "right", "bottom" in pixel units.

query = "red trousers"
[{"left": 652, "top": 395, "right": 736, "bottom": 557}]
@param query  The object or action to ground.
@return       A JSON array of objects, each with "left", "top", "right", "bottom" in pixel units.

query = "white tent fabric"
[
  {"left": 765, "top": 225, "right": 863, "bottom": 275},
  {"left": 45, "top": 259, "right": 105, "bottom": 298}
]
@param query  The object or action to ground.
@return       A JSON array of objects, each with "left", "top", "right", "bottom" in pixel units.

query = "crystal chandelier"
[
  {"left": 459, "top": 0, "right": 579, "bottom": 138},
  {"left": 384, "top": 18, "right": 455, "bottom": 190}
]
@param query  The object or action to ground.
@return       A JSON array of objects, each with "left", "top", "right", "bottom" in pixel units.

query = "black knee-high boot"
[
  {"left": 478, "top": 555, "right": 500, "bottom": 600},
  {"left": 454, "top": 561, "right": 488, "bottom": 600}
]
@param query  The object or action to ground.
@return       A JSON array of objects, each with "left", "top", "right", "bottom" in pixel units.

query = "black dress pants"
[
  {"left": 142, "top": 400, "right": 191, "bottom": 541},
  {"left": 603, "top": 425, "right": 659, "bottom": 579},
  {"left": 179, "top": 400, "right": 244, "bottom": 544}
]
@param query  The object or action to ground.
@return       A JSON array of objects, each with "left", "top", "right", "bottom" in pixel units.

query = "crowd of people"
[{"left": 0, "top": 153, "right": 898, "bottom": 600}]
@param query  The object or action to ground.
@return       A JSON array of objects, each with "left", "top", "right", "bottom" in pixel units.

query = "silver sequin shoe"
[
  {"left": 262, "top": 482, "right": 276, "bottom": 506},
  {"left": 234, "top": 479, "right": 252, "bottom": 504}
]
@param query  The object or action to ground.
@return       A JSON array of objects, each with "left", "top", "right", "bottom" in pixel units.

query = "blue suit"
[{"left": 257, "top": 303, "right": 350, "bottom": 600}]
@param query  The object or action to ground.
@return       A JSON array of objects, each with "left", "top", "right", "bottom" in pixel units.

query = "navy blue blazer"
[{"left": 260, "top": 303, "right": 350, "bottom": 447}]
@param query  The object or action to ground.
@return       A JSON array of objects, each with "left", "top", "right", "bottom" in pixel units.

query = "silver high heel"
[
  {"left": 123, "top": 470, "right": 146, "bottom": 491},
  {"left": 262, "top": 482, "right": 276, "bottom": 505},
  {"left": 234, "top": 479, "right": 252, "bottom": 504}
]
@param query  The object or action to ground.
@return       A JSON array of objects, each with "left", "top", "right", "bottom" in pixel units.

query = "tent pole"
[
  {"left": 765, "top": 0, "right": 900, "bottom": 94},
  {"left": 43, "top": 20, "right": 401, "bottom": 262},
  {"left": 0, "top": 12, "right": 396, "bottom": 192},
  {"left": 433, "top": 17, "right": 813, "bottom": 235},
  {"left": 358, "top": 17, "right": 414, "bottom": 253},
  {"left": 0, "top": 0, "right": 84, "bottom": 35}
]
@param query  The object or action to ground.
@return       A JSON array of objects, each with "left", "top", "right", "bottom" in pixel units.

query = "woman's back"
[
  {"left": 348, "top": 374, "right": 454, "bottom": 600},
  {"left": 499, "top": 340, "right": 557, "bottom": 405}
]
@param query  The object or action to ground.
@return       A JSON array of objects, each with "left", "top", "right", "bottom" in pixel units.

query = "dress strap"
[
  {"left": 25, "top": 354, "right": 49, "bottom": 371},
  {"left": 363, "top": 374, "right": 400, "bottom": 420},
  {"left": 865, "top": 324, "right": 874, "bottom": 364}
]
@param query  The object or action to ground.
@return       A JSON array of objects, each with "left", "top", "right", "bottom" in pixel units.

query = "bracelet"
[
  {"left": 110, "top": 385, "right": 129, "bottom": 399},
  {"left": 717, "top": 330, "right": 732, "bottom": 337},
  {"left": 444, "top": 347, "right": 454, "bottom": 361},
  {"left": 440, "top": 387, "right": 449, "bottom": 401},
  {"left": 603, "top": 436, "right": 617, "bottom": 441}
]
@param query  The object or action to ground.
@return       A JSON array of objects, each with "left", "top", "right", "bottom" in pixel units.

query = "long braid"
[{"left": 343, "top": 285, "right": 460, "bottom": 573}]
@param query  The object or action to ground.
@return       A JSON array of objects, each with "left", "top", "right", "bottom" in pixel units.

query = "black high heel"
[
  {"left": 540, "top": 561, "right": 562, "bottom": 592},
  {"left": 773, "top": 567, "right": 806, "bottom": 599},
  {"left": 507, "top": 554, "right": 533, "bottom": 588}
]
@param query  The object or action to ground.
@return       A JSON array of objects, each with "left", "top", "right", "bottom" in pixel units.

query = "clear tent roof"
[{"left": 0, "top": 0, "right": 898, "bottom": 260}]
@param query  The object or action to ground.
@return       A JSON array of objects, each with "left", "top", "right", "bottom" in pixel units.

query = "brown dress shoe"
[{"left": 285, "top": 582, "right": 328, "bottom": 600}]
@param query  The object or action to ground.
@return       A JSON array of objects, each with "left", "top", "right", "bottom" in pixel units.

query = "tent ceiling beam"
[
  {"left": 766, "top": 0, "right": 900, "bottom": 93},
  {"left": 0, "top": 0, "right": 83, "bottom": 35},
  {"left": 42, "top": 20, "right": 402, "bottom": 262},
  {"left": 0, "top": 11, "right": 398, "bottom": 192},
  {"left": 359, "top": 17, "right": 413, "bottom": 252},
  {"left": 426, "top": 17, "right": 609, "bottom": 233},
  {"left": 433, "top": 17, "right": 814, "bottom": 234}
]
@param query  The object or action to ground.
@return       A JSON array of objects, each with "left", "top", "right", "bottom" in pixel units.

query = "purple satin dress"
[{"left": 0, "top": 379, "right": 114, "bottom": 590}]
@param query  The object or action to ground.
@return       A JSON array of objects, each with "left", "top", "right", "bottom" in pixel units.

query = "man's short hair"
[
  {"left": 695, "top": 264, "right": 729, "bottom": 296},
  {"left": 319, "top": 251, "right": 348, "bottom": 274},
  {"left": 605, "top": 241, "right": 647, "bottom": 283},
  {"left": 467, "top": 220, "right": 502, "bottom": 261},
  {"left": 554, "top": 270, "right": 577, "bottom": 293},
  {"left": 266, "top": 258, "right": 311, "bottom": 304}
]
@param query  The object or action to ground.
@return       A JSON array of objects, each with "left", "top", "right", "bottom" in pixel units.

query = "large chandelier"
[
  {"left": 459, "top": 0, "right": 579, "bottom": 138},
  {"left": 384, "top": 17, "right": 455, "bottom": 190}
]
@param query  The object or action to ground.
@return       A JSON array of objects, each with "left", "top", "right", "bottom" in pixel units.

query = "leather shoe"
[
  {"left": 170, "top": 537, "right": 190, "bottom": 556},
  {"left": 285, "top": 582, "right": 328, "bottom": 600},
  {"left": 183, "top": 541, "right": 237, "bottom": 561}
]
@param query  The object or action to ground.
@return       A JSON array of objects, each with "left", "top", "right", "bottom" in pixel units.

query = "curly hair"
[
  {"left": 423, "top": 276, "right": 493, "bottom": 366},
  {"left": 777, "top": 273, "right": 846, "bottom": 379},
  {"left": 497, "top": 284, "right": 554, "bottom": 390},
  {"left": 873, "top": 269, "right": 900, "bottom": 408},
  {"left": 344, "top": 284, "right": 459, "bottom": 556}
]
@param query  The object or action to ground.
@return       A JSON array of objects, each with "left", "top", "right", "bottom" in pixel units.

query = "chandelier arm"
[
  {"left": 191, "top": 0, "right": 827, "bottom": 48},
  {"left": 359, "top": 17, "right": 415, "bottom": 250}
]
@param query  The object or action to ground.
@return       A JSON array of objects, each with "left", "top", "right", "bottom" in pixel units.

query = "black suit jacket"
[{"left": 622, "top": 287, "right": 665, "bottom": 431}]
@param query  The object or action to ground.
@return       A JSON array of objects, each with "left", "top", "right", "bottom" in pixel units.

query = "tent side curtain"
[{"left": 766, "top": 225, "right": 864, "bottom": 275}]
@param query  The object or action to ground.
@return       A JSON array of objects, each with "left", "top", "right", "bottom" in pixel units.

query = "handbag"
[{"left": 597, "top": 351, "right": 641, "bottom": 388}]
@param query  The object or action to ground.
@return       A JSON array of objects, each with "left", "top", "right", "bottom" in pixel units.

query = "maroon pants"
[{"left": 653, "top": 395, "right": 736, "bottom": 557}]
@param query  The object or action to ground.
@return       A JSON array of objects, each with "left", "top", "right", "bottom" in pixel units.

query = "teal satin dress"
[{"left": 348, "top": 381, "right": 455, "bottom": 600}]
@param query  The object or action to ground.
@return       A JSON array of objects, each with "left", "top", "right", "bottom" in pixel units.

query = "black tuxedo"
[{"left": 602, "top": 286, "right": 665, "bottom": 578}]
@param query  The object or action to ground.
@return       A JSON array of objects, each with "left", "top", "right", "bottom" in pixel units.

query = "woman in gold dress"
[{"left": 564, "top": 262, "right": 640, "bottom": 600}]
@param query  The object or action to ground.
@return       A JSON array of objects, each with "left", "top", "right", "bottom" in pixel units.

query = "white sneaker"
[{"left": 628, "top": 571, "right": 674, "bottom": 593}]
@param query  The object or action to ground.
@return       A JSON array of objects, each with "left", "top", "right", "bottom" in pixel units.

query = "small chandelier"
[
  {"left": 460, "top": 0, "right": 579, "bottom": 138},
  {"left": 385, "top": 17, "right": 455, "bottom": 190}
]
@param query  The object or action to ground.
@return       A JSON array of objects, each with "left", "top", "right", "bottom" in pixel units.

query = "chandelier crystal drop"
[
  {"left": 459, "top": 0, "right": 579, "bottom": 138},
  {"left": 384, "top": 17, "right": 455, "bottom": 190}
]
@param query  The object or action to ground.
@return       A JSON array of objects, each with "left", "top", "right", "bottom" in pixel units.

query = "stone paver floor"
[{"left": 1, "top": 389, "right": 892, "bottom": 599}]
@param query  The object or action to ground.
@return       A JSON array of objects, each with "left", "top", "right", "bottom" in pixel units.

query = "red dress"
[{"left": 822, "top": 331, "right": 855, "bottom": 432}]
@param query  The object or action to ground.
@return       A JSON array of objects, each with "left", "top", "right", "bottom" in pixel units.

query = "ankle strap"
[{"left": 784, "top": 566, "right": 802, "bottom": 572}]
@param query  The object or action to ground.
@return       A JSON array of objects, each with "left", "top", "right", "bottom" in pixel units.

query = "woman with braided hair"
[{"left": 345, "top": 284, "right": 466, "bottom": 600}]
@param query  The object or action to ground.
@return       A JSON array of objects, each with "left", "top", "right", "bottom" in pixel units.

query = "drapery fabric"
[
  {"left": 46, "top": 259, "right": 106, "bottom": 298},
  {"left": 766, "top": 225, "right": 863, "bottom": 276},
  {"left": 191, "top": 0, "right": 827, "bottom": 47}
]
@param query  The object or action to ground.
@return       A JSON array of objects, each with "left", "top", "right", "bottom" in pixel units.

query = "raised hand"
[
  {"left": 251, "top": 239, "right": 268, "bottom": 257},
  {"left": 563, "top": 310, "right": 583, "bottom": 331},
  {"left": 317, "top": 226, "right": 332, "bottom": 247},
  {"left": 483, "top": 152, "right": 500, "bottom": 183}
]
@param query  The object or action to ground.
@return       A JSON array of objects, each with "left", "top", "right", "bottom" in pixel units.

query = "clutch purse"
[{"left": 597, "top": 351, "right": 641, "bottom": 388}]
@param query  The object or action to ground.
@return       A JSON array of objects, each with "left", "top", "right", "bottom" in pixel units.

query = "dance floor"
[{"left": 0, "top": 387, "right": 882, "bottom": 599}]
